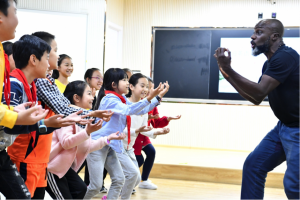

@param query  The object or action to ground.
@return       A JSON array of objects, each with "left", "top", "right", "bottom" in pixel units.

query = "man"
[{"left": 214, "top": 19, "right": 299, "bottom": 199}]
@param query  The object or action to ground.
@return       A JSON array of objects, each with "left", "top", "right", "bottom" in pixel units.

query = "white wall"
[{"left": 17, "top": 0, "right": 106, "bottom": 80}]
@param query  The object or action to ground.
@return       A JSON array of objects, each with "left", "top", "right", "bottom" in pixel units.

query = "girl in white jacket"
[{"left": 118, "top": 73, "right": 170, "bottom": 199}]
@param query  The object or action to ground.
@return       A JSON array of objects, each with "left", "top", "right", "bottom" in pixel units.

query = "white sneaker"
[{"left": 138, "top": 180, "right": 158, "bottom": 190}]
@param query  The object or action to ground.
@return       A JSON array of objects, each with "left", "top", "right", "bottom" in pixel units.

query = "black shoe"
[
  {"left": 100, "top": 185, "right": 108, "bottom": 193},
  {"left": 132, "top": 189, "right": 136, "bottom": 194}
]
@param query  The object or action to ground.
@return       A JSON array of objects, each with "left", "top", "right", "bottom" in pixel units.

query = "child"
[
  {"left": 123, "top": 68, "right": 133, "bottom": 80},
  {"left": 84, "top": 68, "right": 103, "bottom": 109},
  {"left": 81, "top": 68, "right": 109, "bottom": 193},
  {"left": 52, "top": 54, "right": 73, "bottom": 93},
  {"left": 2, "top": 35, "right": 82, "bottom": 199},
  {"left": 46, "top": 80, "right": 126, "bottom": 199},
  {"left": 32, "top": 31, "right": 113, "bottom": 126},
  {"left": 84, "top": 68, "right": 168, "bottom": 200},
  {"left": 2, "top": 41, "right": 15, "bottom": 72},
  {"left": 134, "top": 77, "right": 181, "bottom": 190},
  {"left": 119, "top": 73, "right": 170, "bottom": 199}
]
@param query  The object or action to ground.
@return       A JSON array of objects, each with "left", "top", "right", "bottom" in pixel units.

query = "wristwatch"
[
  {"left": 156, "top": 95, "right": 162, "bottom": 102},
  {"left": 38, "top": 119, "right": 47, "bottom": 133}
]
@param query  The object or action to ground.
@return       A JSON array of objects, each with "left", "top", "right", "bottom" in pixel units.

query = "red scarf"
[
  {"left": 105, "top": 90, "right": 131, "bottom": 149},
  {"left": 3, "top": 53, "right": 11, "bottom": 109},
  {"left": 10, "top": 69, "right": 37, "bottom": 148}
]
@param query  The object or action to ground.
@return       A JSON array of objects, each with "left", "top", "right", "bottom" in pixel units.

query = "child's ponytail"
[
  {"left": 94, "top": 86, "right": 105, "bottom": 110},
  {"left": 52, "top": 69, "right": 59, "bottom": 79}
]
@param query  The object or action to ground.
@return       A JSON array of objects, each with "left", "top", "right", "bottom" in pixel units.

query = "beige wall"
[
  {"left": 122, "top": 0, "right": 299, "bottom": 75},
  {"left": 106, "top": 0, "right": 124, "bottom": 27}
]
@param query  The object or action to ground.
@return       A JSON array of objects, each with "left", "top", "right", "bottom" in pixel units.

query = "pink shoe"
[{"left": 102, "top": 195, "right": 107, "bottom": 200}]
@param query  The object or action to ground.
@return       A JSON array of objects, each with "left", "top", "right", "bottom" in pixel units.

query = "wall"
[
  {"left": 106, "top": 0, "right": 124, "bottom": 27},
  {"left": 18, "top": 0, "right": 105, "bottom": 72},
  {"left": 151, "top": 103, "right": 278, "bottom": 151},
  {"left": 104, "top": 0, "right": 125, "bottom": 71},
  {"left": 122, "top": 0, "right": 299, "bottom": 75},
  {"left": 120, "top": 0, "right": 299, "bottom": 151}
]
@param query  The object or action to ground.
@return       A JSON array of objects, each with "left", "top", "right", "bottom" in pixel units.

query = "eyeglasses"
[{"left": 91, "top": 77, "right": 103, "bottom": 82}]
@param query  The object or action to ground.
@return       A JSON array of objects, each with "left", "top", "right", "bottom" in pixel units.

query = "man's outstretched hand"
[{"left": 214, "top": 47, "right": 232, "bottom": 79}]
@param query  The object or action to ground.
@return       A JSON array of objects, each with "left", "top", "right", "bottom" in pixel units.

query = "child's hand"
[
  {"left": 167, "top": 115, "right": 181, "bottom": 121},
  {"left": 86, "top": 119, "right": 103, "bottom": 135},
  {"left": 90, "top": 110, "right": 113, "bottom": 122},
  {"left": 158, "top": 81, "right": 170, "bottom": 98},
  {"left": 44, "top": 114, "right": 76, "bottom": 128},
  {"left": 147, "top": 83, "right": 164, "bottom": 102},
  {"left": 13, "top": 102, "right": 35, "bottom": 113},
  {"left": 154, "top": 127, "right": 170, "bottom": 135},
  {"left": 135, "top": 126, "right": 153, "bottom": 133},
  {"left": 15, "top": 106, "right": 49, "bottom": 125},
  {"left": 148, "top": 113, "right": 159, "bottom": 120},
  {"left": 107, "top": 131, "right": 126, "bottom": 141}
]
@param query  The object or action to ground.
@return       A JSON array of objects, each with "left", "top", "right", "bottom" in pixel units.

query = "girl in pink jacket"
[{"left": 46, "top": 80, "right": 125, "bottom": 199}]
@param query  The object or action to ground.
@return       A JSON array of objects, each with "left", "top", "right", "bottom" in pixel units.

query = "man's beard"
[{"left": 252, "top": 37, "right": 270, "bottom": 56}]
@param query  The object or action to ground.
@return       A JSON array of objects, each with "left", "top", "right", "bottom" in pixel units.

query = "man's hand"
[
  {"left": 86, "top": 119, "right": 103, "bottom": 135},
  {"left": 154, "top": 127, "right": 170, "bottom": 136},
  {"left": 214, "top": 48, "right": 232, "bottom": 79},
  {"left": 90, "top": 110, "right": 113, "bottom": 122},
  {"left": 44, "top": 114, "right": 76, "bottom": 128},
  {"left": 135, "top": 126, "right": 153, "bottom": 133},
  {"left": 148, "top": 113, "right": 159, "bottom": 120},
  {"left": 15, "top": 106, "right": 49, "bottom": 125},
  {"left": 167, "top": 115, "right": 181, "bottom": 121},
  {"left": 107, "top": 131, "right": 126, "bottom": 141},
  {"left": 158, "top": 81, "right": 170, "bottom": 98}
]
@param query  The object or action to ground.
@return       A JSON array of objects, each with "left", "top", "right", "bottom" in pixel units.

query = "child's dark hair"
[
  {"left": 123, "top": 68, "right": 132, "bottom": 74},
  {"left": 63, "top": 80, "right": 88, "bottom": 105},
  {"left": 94, "top": 68, "right": 127, "bottom": 110},
  {"left": 52, "top": 54, "right": 72, "bottom": 79},
  {"left": 126, "top": 73, "right": 147, "bottom": 98},
  {"left": 13, "top": 35, "right": 51, "bottom": 70},
  {"left": 3, "top": 41, "right": 13, "bottom": 56},
  {"left": 84, "top": 68, "right": 100, "bottom": 82},
  {"left": 0, "top": 0, "right": 17, "bottom": 16},
  {"left": 147, "top": 76, "right": 154, "bottom": 83},
  {"left": 31, "top": 31, "right": 55, "bottom": 45}
]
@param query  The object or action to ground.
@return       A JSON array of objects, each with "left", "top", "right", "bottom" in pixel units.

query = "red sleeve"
[
  {"left": 151, "top": 116, "right": 169, "bottom": 128},
  {"left": 148, "top": 107, "right": 169, "bottom": 128}
]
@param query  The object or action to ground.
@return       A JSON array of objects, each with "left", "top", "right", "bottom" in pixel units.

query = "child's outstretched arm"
[
  {"left": 135, "top": 81, "right": 170, "bottom": 115},
  {"left": 35, "top": 78, "right": 113, "bottom": 125},
  {"left": 89, "top": 130, "right": 126, "bottom": 152}
]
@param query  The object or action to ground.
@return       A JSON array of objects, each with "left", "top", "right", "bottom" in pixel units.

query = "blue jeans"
[{"left": 241, "top": 121, "right": 299, "bottom": 199}]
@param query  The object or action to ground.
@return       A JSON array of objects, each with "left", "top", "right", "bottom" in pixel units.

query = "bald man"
[{"left": 214, "top": 19, "right": 299, "bottom": 199}]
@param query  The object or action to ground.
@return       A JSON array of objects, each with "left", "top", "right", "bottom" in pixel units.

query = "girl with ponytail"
[{"left": 84, "top": 68, "right": 169, "bottom": 200}]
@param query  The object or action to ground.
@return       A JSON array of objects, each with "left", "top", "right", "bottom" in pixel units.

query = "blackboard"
[
  {"left": 153, "top": 29, "right": 211, "bottom": 99},
  {"left": 152, "top": 27, "right": 300, "bottom": 102}
]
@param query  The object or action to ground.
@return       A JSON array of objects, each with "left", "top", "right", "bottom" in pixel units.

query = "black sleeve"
[{"left": 4, "top": 125, "right": 59, "bottom": 135}]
